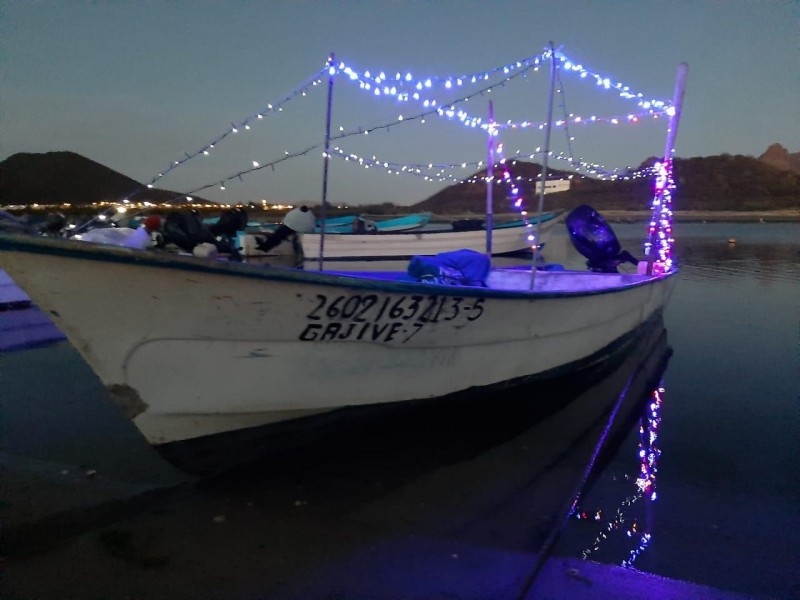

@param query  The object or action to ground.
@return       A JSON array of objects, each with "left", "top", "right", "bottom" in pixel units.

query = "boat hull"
[
  {"left": 243, "top": 211, "right": 564, "bottom": 259},
  {"left": 0, "top": 233, "right": 675, "bottom": 445}
]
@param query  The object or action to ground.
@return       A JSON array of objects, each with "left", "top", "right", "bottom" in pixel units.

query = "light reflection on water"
[
  {"left": 310, "top": 222, "right": 797, "bottom": 598},
  {"left": 553, "top": 221, "right": 798, "bottom": 599},
  {"left": 570, "top": 383, "right": 665, "bottom": 569}
]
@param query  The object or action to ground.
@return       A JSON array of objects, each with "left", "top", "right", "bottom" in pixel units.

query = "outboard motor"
[{"left": 566, "top": 205, "right": 638, "bottom": 273}]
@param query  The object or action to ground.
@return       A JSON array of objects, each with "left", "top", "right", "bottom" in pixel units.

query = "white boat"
[
  {"left": 312, "top": 213, "right": 433, "bottom": 233},
  {"left": 0, "top": 52, "right": 688, "bottom": 447},
  {"left": 238, "top": 212, "right": 433, "bottom": 235},
  {"left": 243, "top": 210, "right": 564, "bottom": 260},
  {"left": 0, "top": 232, "right": 676, "bottom": 445}
]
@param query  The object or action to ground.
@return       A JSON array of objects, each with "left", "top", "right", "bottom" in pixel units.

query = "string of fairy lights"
[
  {"left": 133, "top": 48, "right": 674, "bottom": 205},
  {"left": 325, "top": 139, "right": 659, "bottom": 182},
  {"left": 576, "top": 384, "right": 665, "bottom": 568},
  {"left": 335, "top": 48, "right": 672, "bottom": 123},
  {"left": 136, "top": 65, "right": 330, "bottom": 198},
  {"left": 119, "top": 47, "right": 682, "bottom": 274},
  {"left": 644, "top": 160, "right": 676, "bottom": 271}
]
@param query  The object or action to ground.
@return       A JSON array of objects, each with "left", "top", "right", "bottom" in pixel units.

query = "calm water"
[
  {"left": 551, "top": 221, "right": 799, "bottom": 599},
  {"left": 308, "top": 221, "right": 798, "bottom": 597},
  {"left": 4, "top": 221, "right": 797, "bottom": 599}
]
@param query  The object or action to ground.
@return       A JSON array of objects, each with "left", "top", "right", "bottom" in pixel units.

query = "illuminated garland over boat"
[
  {"left": 135, "top": 49, "right": 675, "bottom": 198},
  {"left": 116, "top": 46, "right": 684, "bottom": 275}
]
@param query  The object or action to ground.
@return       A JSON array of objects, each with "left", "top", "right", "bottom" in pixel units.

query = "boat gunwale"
[{"left": 0, "top": 232, "right": 676, "bottom": 300}]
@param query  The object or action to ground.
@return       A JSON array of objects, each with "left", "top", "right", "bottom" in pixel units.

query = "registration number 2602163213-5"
[{"left": 298, "top": 292, "right": 486, "bottom": 344}]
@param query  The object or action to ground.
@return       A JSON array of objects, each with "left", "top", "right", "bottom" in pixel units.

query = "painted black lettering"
[
  {"left": 340, "top": 295, "right": 361, "bottom": 319},
  {"left": 307, "top": 295, "right": 327, "bottom": 320},
  {"left": 375, "top": 296, "right": 391, "bottom": 321},
  {"left": 445, "top": 297, "right": 463, "bottom": 321},
  {"left": 299, "top": 323, "right": 322, "bottom": 340},
  {"left": 326, "top": 296, "right": 344, "bottom": 318},
  {"left": 384, "top": 322, "right": 403, "bottom": 342},
  {"left": 356, "top": 322, "right": 371, "bottom": 340},
  {"left": 418, "top": 295, "right": 438, "bottom": 323},
  {"left": 431, "top": 295, "right": 446, "bottom": 322},
  {"left": 389, "top": 296, "right": 407, "bottom": 319},
  {"left": 338, "top": 323, "right": 357, "bottom": 339},
  {"left": 467, "top": 298, "right": 485, "bottom": 321},
  {"left": 320, "top": 322, "right": 343, "bottom": 341},
  {"left": 354, "top": 295, "right": 377, "bottom": 322},
  {"left": 402, "top": 322, "right": 425, "bottom": 343},
  {"left": 371, "top": 323, "right": 391, "bottom": 341},
  {"left": 404, "top": 295, "right": 423, "bottom": 320}
]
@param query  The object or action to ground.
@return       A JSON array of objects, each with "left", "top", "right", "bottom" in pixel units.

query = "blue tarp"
[{"left": 407, "top": 249, "right": 490, "bottom": 287}]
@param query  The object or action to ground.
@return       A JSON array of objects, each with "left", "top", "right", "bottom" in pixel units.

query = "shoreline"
[
  {"left": 433, "top": 209, "right": 799, "bottom": 223},
  {"left": 600, "top": 209, "right": 800, "bottom": 222}
]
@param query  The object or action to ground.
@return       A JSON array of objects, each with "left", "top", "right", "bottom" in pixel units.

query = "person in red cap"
[{"left": 121, "top": 214, "right": 162, "bottom": 249}]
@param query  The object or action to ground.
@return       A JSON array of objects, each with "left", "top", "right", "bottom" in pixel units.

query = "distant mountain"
[
  {"left": 413, "top": 151, "right": 800, "bottom": 213},
  {"left": 758, "top": 143, "right": 800, "bottom": 174},
  {"left": 0, "top": 151, "right": 210, "bottom": 206},
  {"left": 412, "top": 161, "right": 584, "bottom": 214}
]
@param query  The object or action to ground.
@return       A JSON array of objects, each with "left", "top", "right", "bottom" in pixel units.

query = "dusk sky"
[{"left": 2, "top": 1, "right": 797, "bottom": 207}]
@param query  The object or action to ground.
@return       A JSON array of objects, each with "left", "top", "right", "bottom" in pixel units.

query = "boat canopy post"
[
  {"left": 530, "top": 42, "right": 557, "bottom": 289},
  {"left": 486, "top": 100, "right": 495, "bottom": 259},
  {"left": 645, "top": 62, "right": 688, "bottom": 275},
  {"left": 318, "top": 53, "right": 336, "bottom": 271}
]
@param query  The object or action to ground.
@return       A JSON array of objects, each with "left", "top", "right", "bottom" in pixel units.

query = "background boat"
[
  {"left": 243, "top": 212, "right": 432, "bottom": 234},
  {"left": 243, "top": 209, "right": 564, "bottom": 259}
]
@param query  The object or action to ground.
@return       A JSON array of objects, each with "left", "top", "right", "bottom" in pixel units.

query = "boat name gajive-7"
[{"left": 298, "top": 292, "right": 486, "bottom": 344}]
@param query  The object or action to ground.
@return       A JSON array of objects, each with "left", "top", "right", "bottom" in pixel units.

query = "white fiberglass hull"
[
  {"left": 243, "top": 212, "right": 564, "bottom": 259},
  {"left": 0, "top": 233, "right": 675, "bottom": 445}
]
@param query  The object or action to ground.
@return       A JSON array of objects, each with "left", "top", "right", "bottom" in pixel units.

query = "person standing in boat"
[{"left": 256, "top": 205, "right": 316, "bottom": 266}]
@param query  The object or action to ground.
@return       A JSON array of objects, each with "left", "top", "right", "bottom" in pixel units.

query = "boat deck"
[{"left": 323, "top": 266, "right": 655, "bottom": 294}]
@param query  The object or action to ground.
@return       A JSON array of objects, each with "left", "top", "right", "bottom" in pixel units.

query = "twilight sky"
[{"left": 2, "top": 0, "right": 797, "bottom": 207}]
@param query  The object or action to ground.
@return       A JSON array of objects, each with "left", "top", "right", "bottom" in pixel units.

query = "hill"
[
  {"left": 0, "top": 151, "right": 209, "bottom": 206},
  {"left": 758, "top": 143, "right": 800, "bottom": 174},
  {"left": 412, "top": 153, "right": 800, "bottom": 214}
]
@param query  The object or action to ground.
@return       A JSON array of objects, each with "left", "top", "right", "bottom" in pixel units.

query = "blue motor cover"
[{"left": 565, "top": 205, "right": 638, "bottom": 273}]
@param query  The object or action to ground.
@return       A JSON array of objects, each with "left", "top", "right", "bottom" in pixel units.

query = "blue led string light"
[
  {"left": 337, "top": 51, "right": 547, "bottom": 98},
  {"left": 643, "top": 159, "right": 675, "bottom": 273},
  {"left": 335, "top": 48, "right": 672, "bottom": 116},
  {"left": 335, "top": 52, "right": 548, "bottom": 125},
  {"left": 326, "top": 144, "right": 655, "bottom": 184},
  {"left": 128, "top": 62, "right": 330, "bottom": 200},
  {"left": 141, "top": 49, "right": 675, "bottom": 203},
  {"left": 552, "top": 50, "right": 672, "bottom": 112}
]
